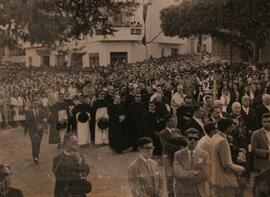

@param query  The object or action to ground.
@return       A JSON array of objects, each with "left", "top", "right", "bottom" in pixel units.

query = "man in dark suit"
[
  {"left": 0, "top": 164, "right": 23, "bottom": 197},
  {"left": 256, "top": 94, "right": 270, "bottom": 128},
  {"left": 25, "top": 96, "right": 47, "bottom": 164},
  {"left": 128, "top": 93, "right": 147, "bottom": 151},
  {"left": 142, "top": 102, "right": 160, "bottom": 155},
  {"left": 176, "top": 96, "right": 194, "bottom": 131},
  {"left": 251, "top": 113, "right": 270, "bottom": 172},
  {"left": 184, "top": 105, "right": 205, "bottom": 138},
  {"left": 159, "top": 114, "right": 187, "bottom": 197},
  {"left": 241, "top": 95, "right": 259, "bottom": 141},
  {"left": 52, "top": 133, "right": 90, "bottom": 197}
]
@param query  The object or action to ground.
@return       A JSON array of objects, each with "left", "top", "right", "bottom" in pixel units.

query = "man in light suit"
[
  {"left": 128, "top": 137, "right": 163, "bottom": 197},
  {"left": 25, "top": 96, "right": 47, "bottom": 164},
  {"left": 159, "top": 114, "right": 187, "bottom": 197},
  {"left": 251, "top": 112, "right": 270, "bottom": 172},
  {"left": 210, "top": 118, "right": 245, "bottom": 197},
  {"left": 174, "top": 128, "right": 210, "bottom": 197}
]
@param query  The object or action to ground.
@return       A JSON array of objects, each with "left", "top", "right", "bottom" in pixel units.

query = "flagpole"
[{"left": 144, "top": 21, "right": 148, "bottom": 60}]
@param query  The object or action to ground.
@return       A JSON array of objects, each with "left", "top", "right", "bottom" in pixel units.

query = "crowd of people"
[{"left": 0, "top": 53, "right": 270, "bottom": 196}]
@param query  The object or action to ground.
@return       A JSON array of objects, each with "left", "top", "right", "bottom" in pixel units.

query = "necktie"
[
  {"left": 190, "top": 152, "right": 195, "bottom": 168},
  {"left": 33, "top": 109, "right": 36, "bottom": 118},
  {"left": 147, "top": 160, "right": 155, "bottom": 188}
]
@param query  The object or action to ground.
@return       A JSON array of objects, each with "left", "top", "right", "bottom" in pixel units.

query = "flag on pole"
[
  {"left": 143, "top": 3, "right": 148, "bottom": 22},
  {"left": 142, "top": 2, "right": 149, "bottom": 46}
]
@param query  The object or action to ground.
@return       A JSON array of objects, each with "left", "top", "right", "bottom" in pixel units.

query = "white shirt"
[
  {"left": 193, "top": 116, "right": 205, "bottom": 133},
  {"left": 242, "top": 106, "right": 249, "bottom": 114},
  {"left": 187, "top": 148, "right": 197, "bottom": 165}
]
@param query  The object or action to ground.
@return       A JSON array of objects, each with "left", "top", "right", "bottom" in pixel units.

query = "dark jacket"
[
  {"left": 159, "top": 128, "right": 187, "bottom": 165},
  {"left": 52, "top": 152, "right": 90, "bottom": 197}
]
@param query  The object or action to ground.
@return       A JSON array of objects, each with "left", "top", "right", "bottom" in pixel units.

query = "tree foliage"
[
  {"left": 0, "top": 0, "right": 138, "bottom": 47},
  {"left": 160, "top": 0, "right": 270, "bottom": 63}
]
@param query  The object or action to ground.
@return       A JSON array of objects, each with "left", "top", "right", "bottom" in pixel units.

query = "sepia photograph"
[{"left": 0, "top": 0, "right": 270, "bottom": 196}]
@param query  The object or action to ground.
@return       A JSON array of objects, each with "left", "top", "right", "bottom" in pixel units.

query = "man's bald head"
[{"left": 262, "top": 94, "right": 270, "bottom": 105}]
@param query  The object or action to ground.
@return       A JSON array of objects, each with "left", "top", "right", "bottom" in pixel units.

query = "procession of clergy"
[{"left": 1, "top": 54, "right": 270, "bottom": 196}]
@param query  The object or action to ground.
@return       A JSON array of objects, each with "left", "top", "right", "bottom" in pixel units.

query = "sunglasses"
[{"left": 188, "top": 137, "right": 199, "bottom": 141}]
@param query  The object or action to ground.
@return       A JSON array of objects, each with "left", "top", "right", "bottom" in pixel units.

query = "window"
[
  {"left": 131, "top": 28, "right": 142, "bottom": 35},
  {"left": 41, "top": 56, "right": 50, "bottom": 66},
  {"left": 10, "top": 47, "right": 25, "bottom": 56},
  {"left": 171, "top": 48, "right": 179, "bottom": 56},
  {"left": 110, "top": 52, "right": 128, "bottom": 65},
  {"left": 203, "top": 44, "right": 207, "bottom": 52},
  {"left": 56, "top": 55, "right": 65, "bottom": 66},
  {"left": 109, "top": 12, "right": 131, "bottom": 26},
  {"left": 0, "top": 48, "right": 4, "bottom": 56},
  {"left": 71, "top": 53, "right": 83, "bottom": 67},
  {"left": 89, "top": 53, "right": 99, "bottom": 67}
]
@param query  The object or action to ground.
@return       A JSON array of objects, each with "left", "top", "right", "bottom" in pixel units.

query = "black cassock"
[
  {"left": 108, "top": 103, "right": 129, "bottom": 153},
  {"left": 49, "top": 101, "right": 69, "bottom": 144},
  {"left": 142, "top": 111, "right": 161, "bottom": 155},
  {"left": 53, "top": 152, "right": 90, "bottom": 197},
  {"left": 176, "top": 105, "right": 194, "bottom": 131},
  {"left": 90, "top": 99, "right": 108, "bottom": 143},
  {"left": 1, "top": 188, "right": 24, "bottom": 197},
  {"left": 128, "top": 102, "right": 147, "bottom": 150}
]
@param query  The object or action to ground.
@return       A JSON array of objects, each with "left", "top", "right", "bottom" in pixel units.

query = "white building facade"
[{"left": 25, "top": 0, "right": 187, "bottom": 67}]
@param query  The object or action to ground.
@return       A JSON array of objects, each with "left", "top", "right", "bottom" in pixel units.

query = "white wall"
[{"left": 25, "top": 48, "right": 40, "bottom": 67}]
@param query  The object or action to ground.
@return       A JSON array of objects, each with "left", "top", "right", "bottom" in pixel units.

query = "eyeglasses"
[{"left": 188, "top": 137, "right": 199, "bottom": 141}]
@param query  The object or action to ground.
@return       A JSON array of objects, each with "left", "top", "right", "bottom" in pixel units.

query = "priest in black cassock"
[
  {"left": 142, "top": 102, "right": 159, "bottom": 155},
  {"left": 128, "top": 93, "right": 147, "bottom": 151},
  {"left": 49, "top": 93, "right": 70, "bottom": 147},
  {"left": 71, "top": 95, "right": 91, "bottom": 132},
  {"left": 91, "top": 90, "right": 109, "bottom": 145},
  {"left": 108, "top": 95, "right": 129, "bottom": 153},
  {"left": 71, "top": 95, "right": 92, "bottom": 146},
  {"left": 105, "top": 86, "right": 114, "bottom": 105},
  {"left": 64, "top": 92, "right": 76, "bottom": 133}
]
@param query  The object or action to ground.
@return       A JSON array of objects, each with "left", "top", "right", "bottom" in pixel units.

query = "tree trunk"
[
  {"left": 198, "top": 34, "right": 202, "bottom": 59},
  {"left": 229, "top": 42, "right": 233, "bottom": 64}
]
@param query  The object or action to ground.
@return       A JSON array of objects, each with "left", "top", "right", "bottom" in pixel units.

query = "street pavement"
[
  {"left": 0, "top": 126, "right": 254, "bottom": 197},
  {"left": 0, "top": 126, "right": 138, "bottom": 197}
]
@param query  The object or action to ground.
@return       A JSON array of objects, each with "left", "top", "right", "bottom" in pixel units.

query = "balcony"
[{"left": 94, "top": 26, "right": 143, "bottom": 42}]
